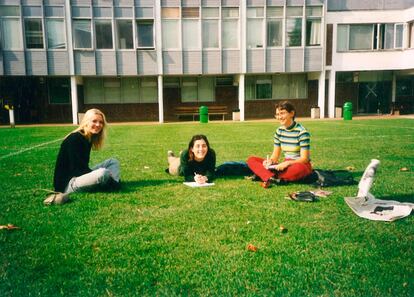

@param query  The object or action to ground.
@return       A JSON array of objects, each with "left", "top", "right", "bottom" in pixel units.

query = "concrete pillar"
[
  {"left": 328, "top": 70, "right": 336, "bottom": 118},
  {"left": 318, "top": 71, "right": 326, "bottom": 118},
  {"left": 158, "top": 75, "right": 164, "bottom": 123},
  {"left": 392, "top": 72, "right": 396, "bottom": 103},
  {"left": 70, "top": 76, "right": 78, "bottom": 125},
  {"left": 238, "top": 74, "right": 245, "bottom": 121}
]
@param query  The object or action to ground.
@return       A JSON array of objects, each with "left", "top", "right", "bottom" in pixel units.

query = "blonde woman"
[{"left": 45, "top": 109, "right": 120, "bottom": 204}]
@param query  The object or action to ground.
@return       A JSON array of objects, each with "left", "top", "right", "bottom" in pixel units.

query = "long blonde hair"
[{"left": 73, "top": 108, "right": 107, "bottom": 150}]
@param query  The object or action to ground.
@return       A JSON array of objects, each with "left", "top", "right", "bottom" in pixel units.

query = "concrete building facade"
[{"left": 0, "top": 0, "right": 413, "bottom": 124}]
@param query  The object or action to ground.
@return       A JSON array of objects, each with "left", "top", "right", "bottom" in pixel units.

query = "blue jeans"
[{"left": 64, "top": 158, "right": 120, "bottom": 194}]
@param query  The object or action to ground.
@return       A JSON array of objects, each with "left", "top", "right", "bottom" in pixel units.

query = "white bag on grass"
[{"left": 344, "top": 159, "right": 414, "bottom": 222}]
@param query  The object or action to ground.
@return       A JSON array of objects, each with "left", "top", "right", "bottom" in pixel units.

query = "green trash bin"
[
  {"left": 343, "top": 102, "right": 353, "bottom": 120},
  {"left": 199, "top": 106, "right": 208, "bottom": 123}
]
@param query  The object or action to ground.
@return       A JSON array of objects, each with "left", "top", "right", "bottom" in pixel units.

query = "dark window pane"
[
  {"left": 95, "top": 21, "right": 113, "bottom": 49},
  {"left": 25, "top": 19, "right": 44, "bottom": 49},
  {"left": 137, "top": 21, "right": 153, "bottom": 48}
]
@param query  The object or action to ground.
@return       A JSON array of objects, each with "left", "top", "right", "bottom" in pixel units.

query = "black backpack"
[{"left": 307, "top": 169, "right": 356, "bottom": 187}]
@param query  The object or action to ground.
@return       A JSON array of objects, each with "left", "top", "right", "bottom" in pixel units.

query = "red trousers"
[{"left": 247, "top": 156, "right": 313, "bottom": 182}]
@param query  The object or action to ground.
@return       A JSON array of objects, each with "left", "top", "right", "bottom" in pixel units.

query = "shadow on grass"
[
  {"left": 117, "top": 179, "right": 181, "bottom": 193},
  {"left": 376, "top": 193, "right": 414, "bottom": 204}
]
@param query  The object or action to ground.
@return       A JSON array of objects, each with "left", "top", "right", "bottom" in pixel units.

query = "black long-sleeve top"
[
  {"left": 179, "top": 149, "right": 216, "bottom": 182},
  {"left": 53, "top": 131, "right": 92, "bottom": 192}
]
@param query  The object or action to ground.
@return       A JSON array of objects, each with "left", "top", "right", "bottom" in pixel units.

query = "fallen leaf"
[
  {"left": 247, "top": 243, "right": 258, "bottom": 252},
  {"left": 346, "top": 166, "right": 355, "bottom": 171},
  {"left": 246, "top": 220, "right": 251, "bottom": 225},
  {"left": 0, "top": 224, "right": 20, "bottom": 230},
  {"left": 400, "top": 167, "right": 409, "bottom": 172},
  {"left": 279, "top": 225, "right": 288, "bottom": 233},
  {"left": 144, "top": 166, "right": 150, "bottom": 169}
]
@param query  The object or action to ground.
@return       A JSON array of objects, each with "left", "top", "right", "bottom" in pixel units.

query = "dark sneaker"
[
  {"left": 260, "top": 177, "right": 283, "bottom": 188},
  {"left": 104, "top": 178, "right": 122, "bottom": 191}
]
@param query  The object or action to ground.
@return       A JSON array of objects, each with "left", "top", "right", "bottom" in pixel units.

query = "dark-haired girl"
[{"left": 167, "top": 134, "right": 216, "bottom": 184}]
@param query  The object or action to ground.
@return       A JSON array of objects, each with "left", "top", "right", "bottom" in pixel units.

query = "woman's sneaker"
[{"left": 43, "top": 192, "right": 69, "bottom": 205}]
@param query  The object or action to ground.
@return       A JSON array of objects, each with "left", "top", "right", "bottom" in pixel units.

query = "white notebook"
[{"left": 183, "top": 182, "right": 215, "bottom": 188}]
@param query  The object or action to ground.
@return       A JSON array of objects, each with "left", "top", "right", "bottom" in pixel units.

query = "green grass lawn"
[{"left": 0, "top": 119, "right": 413, "bottom": 296}]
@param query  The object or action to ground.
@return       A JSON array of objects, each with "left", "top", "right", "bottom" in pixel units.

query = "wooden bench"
[{"left": 175, "top": 105, "right": 228, "bottom": 121}]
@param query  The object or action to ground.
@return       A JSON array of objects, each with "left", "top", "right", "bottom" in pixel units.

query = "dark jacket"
[
  {"left": 179, "top": 149, "right": 216, "bottom": 182},
  {"left": 53, "top": 131, "right": 92, "bottom": 192}
]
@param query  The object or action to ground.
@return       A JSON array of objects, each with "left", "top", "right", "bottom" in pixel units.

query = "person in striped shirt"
[{"left": 247, "top": 101, "right": 313, "bottom": 188}]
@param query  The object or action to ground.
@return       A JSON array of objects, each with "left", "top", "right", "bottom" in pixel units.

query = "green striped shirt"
[{"left": 274, "top": 122, "right": 310, "bottom": 160}]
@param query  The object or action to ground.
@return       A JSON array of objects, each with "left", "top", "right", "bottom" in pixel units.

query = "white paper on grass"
[
  {"left": 183, "top": 182, "right": 215, "bottom": 188},
  {"left": 344, "top": 159, "right": 414, "bottom": 222}
]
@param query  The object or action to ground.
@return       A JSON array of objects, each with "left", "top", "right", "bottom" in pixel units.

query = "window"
[
  {"left": 84, "top": 77, "right": 158, "bottom": 104},
  {"left": 115, "top": 7, "right": 133, "bottom": 18},
  {"left": 0, "top": 6, "right": 20, "bottom": 17},
  {"left": 46, "top": 19, "right": 66, "bottom": 49},
  {"left": 45, "top": 6, "right": 64, "bottom": 17},
  {"left": 202, "top": 7, "right": 219, "bottom": 49},
  {"left": 162, "top": 8, "right": 179, "bottom": 49},
  {"left": 181, "top": 77, "right": 214, "bottom": 103},
  {"left": 162, "top": 7, "right": 179, "bottom": 18},
  {"left": 306, "top": 19, "right": 321, "bottom": 46},
  {"left": 73, "top": 20, "right": 91, "bottom": 49},
  {"left": 116, "top": 20, "right": 133, "bottom": 49},
  {"left": 337, "top": 23, "right": 404, "bottom": 51},
  {"left": 286, "top": 6, "right": 303, "bottom": 47},
  {"left": 203, "top": 20, "right": 218, "bottom": 48},
  {"left": 136, "top": 7, "right": 153, "bottom": 18},
  {"left": 222, "top": 20, "right": 238, "bottom": 48},
  {"left": 216, "top": 76, "right": 233, "bottom": 86},
  {"left": 272, "top": 74, "right": 307, "bottom": 99},
  {"left": 137, "top": 21, "right": 154, "bottom": 48},
  {"left": 72, "top": 6, "right": 90, "bottom": 18},
  {"left": 162, "top": 20, "right": 179, "bottom": 49},
  {"left": 202, "top": 8, "right": 219, "bottom": 18},
  {"left": 49, "top": 78, "right": 70, "bottom": 104},
  {"left": 246, "top": 74, "right": 307, "bottom": 100},
  {"left": 396, "top": 79, "right": 412, "bottom": 96},
  {"left": 222, "top": 8, "right": 239, "bottom": 18},
  {"left": 1, "top": 19, "right": 22, "bottom": 49},
  {"left": 95, "top": 20, "right": 113, "bottom": 49},
  {"left": 349, "top": 25, "right": 372, "bottom": 50},
  {"left": 286, "top": 18, "right": 302, "bottom": 47},
  {"left": 409, "top": 22, "right": 414, "bottom": 48},
  {"left": 267, "top": 7, "right": 283, "bottom": 18},
  {"left": 267, "top": 19, "right": 282, "bottom": 47},
  {"left": 182, "top": 7, "right": 199, "bottom": 18},
  {"left": 140, "top": 77, "right": 158, "bottom": 103},
  {"left": 395, "top": 24, "right": 403, "bottom": 48},
  {"left": 247, "top": 19, "right": 263, "bottom": 48},
  {"left": 182, "top": 20, "right": 199, "bottom": 49},
  {"left": 24, "top": 19, "right": 44, "bottom": 49},
  {"left": 222, "top": 8, "right": 239, "bottom": 49},
  {"left": 182, "top": 77, "right": 198, "bottom": 102},
  {"left": 256, "top": 78, "right": 272, "bottom": 99},
  {"left": 267, "top": 6, "right": 283, "bottom": 47},
  {"left": 198, "top": 77, "right": 215, "bottom": 102},
  {"left": 247, "top": 8, "right": 264, "bottom": 48},
  {"left": 23, "top": 6, "right": 42, "bottom": 17},
  {"left": 104, "top": 78, "right": 121, "bottom": 103}
]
